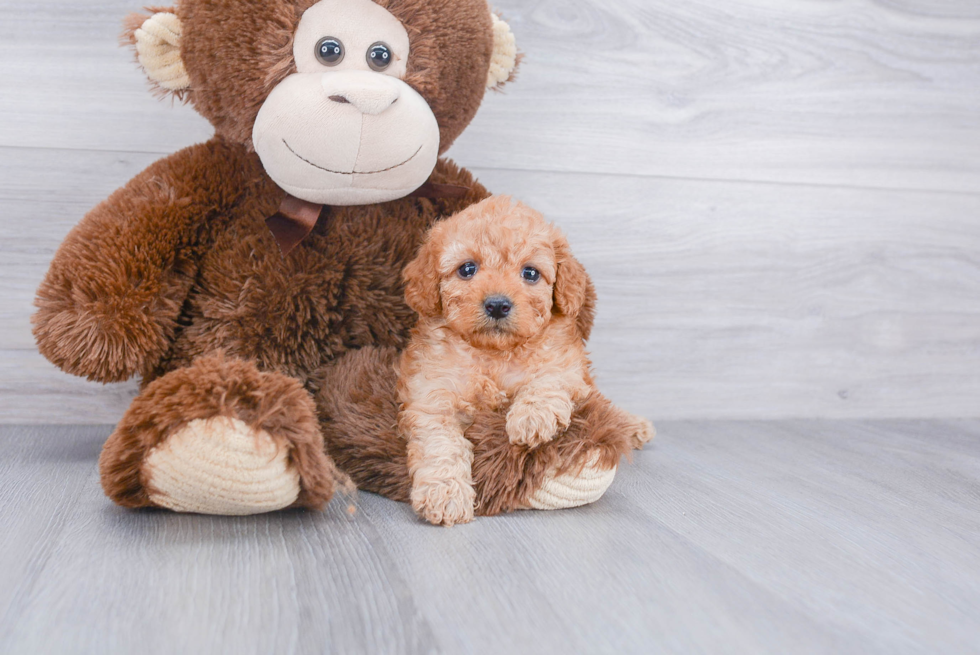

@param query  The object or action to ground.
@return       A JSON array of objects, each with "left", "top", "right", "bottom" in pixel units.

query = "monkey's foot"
[
  {"left": 522, "top": 452, "right": 617, "bottom": 511},
  {"left": 143, "top": 416, "right": 301, "bottom": 515},
  {"left": 100, "top": 353, "right": 340, "bottom": 513}
]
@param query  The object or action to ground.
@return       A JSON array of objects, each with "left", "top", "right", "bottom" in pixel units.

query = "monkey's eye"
[
  {"left": 315, "top": 37, "right": 345, "bottom": 66},
  {"left": 457, "top": 261, "right": 478, "bottom": 279},
  {"left": 367, "top": 42, "right": 393, "bottom": 71},
  {"left": 522, "top": 266, "right": 541, "bottom": 283}
]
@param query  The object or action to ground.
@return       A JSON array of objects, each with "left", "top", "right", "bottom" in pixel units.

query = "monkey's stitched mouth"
[{"left": 283, "top": 140, "right": 422, "bottom": 176}]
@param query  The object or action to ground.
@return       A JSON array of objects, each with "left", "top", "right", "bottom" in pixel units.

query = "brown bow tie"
[{"left": 266, "top": 182, "right": 470, "bottom": 256}]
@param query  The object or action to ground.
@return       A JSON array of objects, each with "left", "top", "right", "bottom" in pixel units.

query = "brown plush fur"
[
  {"left": 315, "top": 347, "right": 639, "bottom": 515},
  {"left": 468, "top": 390, "right": 640, "bottom": 516},
  {"left": 34, "top": 142, "right": 487, "bottom": 386},
  {"left": 35, "top": 0, "right": 633, "bottom": 514},
  {"left": 101, "top": 351, "right": 341, "bottom": 509},
  {"left": 34, "top": 140, "right": 275, "bottom": 383},
  {"left": 314, "top": 347, "right": 412, "bottom": 503}
]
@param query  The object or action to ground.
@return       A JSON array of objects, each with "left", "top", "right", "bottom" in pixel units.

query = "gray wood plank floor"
[
  {"left": 1, "top": 420, "right": 978, "bottom": 654},
  {"left": 2, "top": 0, "right": 979, "bottom": 422}
]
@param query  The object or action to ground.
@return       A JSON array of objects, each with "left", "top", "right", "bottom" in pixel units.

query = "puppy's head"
[{"left": 404, "top": 196, "right": 591, "bottom": 349}]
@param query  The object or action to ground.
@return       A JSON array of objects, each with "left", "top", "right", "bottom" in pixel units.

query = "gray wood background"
[{"left": 2, "top": 0, "right": 980, "bottom": 422}]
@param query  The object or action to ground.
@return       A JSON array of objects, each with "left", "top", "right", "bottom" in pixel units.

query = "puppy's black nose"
[{"left": 484, "top": 296, "right": 512, "bottom": 320}]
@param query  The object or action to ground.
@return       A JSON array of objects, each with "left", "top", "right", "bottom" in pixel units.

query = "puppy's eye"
[
  {"left": 458, "top": 261, "right": 478, "bottom": 279},
  {"left": 521, "top": 266, "right": 541, "bottom": 283},
  {"left": 367, "top": 42, "right": 393, "bottom": 71},
  {"left": 315, "top": 37, "right": 345, "bottom": 66}
]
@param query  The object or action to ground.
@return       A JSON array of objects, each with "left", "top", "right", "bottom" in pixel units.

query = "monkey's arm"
[{"left": 33, "top": 139, "right": 273, "bottom": 383}]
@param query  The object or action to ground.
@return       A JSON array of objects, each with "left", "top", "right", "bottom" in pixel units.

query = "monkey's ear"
[
  {"left": 122, "top": 9, "right": 190, "bottom": 96},
  {"left": 403, "top": 236, "right": 444, "bottom": 319},
  {"left": 486, "top": 14, "right": 520, "bottom": 91}
]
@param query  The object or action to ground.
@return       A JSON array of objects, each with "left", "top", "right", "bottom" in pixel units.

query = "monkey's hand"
[{"left": 33, "top": 139, "right": 261, "bottom": 382}]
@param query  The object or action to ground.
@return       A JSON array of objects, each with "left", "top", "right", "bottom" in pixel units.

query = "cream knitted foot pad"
[
  {"left": 143, "top": 416, "right": 301, "bottom": 515},
  {"left": 523, "top": 452, "right": 617, "bottom": 511}
]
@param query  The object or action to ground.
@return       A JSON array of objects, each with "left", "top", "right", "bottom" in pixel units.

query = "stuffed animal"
[{"left": 33, "top": 0, "right": 649, "bottom": 516}]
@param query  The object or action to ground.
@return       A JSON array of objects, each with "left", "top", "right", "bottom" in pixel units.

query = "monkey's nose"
[
  {"left": 321, "top": 72, "right": 400, "bottom": 115},
  {"left": 484, "top": 296, "right": 513, "bottom": 320}
]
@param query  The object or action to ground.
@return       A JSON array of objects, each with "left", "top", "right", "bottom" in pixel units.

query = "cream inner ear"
[
  {"left": 134, "top": 12, "right": 190, "bottom": 92},
  {"left": 487, "top": 14, "right": 517, "bottom": 90}
]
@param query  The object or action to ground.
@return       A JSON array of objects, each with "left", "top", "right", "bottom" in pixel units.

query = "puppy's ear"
[
  {"left": 575, "top": 276, "right": 598, "bottom": 341},
  {"left": 403, "top": 235, "right": 443, "bottom": 318},
  {"left": 553, "top": 235, "right": 592, "bottom": 333}
]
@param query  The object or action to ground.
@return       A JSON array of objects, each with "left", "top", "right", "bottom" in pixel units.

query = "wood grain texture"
[
  {"left": 1, "top": 0, "right": 978, "bottom": 191},
  {"left": 1, "top": 0, "right": 980, "bottom": 422},
  {"left": 1, "top": 421, "right": 978, "bottom": 654},
  {"left": 2, "top": 151, "right": 978, "bottom": 421}
]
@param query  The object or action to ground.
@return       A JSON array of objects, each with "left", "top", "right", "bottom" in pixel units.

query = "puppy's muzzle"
[{"left": 483, "top": 295, "right": 512, "bottom": 321}]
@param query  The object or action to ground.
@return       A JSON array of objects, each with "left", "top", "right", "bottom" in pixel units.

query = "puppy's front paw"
[
  {"left": 506, "top": 396, "right": 572, "bottom": 448},
  {"left": 411, "top": 476, "right": 476, "bottom": 527}
]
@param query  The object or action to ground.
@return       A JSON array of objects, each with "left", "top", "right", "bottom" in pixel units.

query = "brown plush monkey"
[{"left": 33, "top": 0, "right": 643, "bottom": 516}]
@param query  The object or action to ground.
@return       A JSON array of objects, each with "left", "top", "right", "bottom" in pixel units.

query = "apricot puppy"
[{"left": 398, "top": 196, "right": 651, "bottom": 526}]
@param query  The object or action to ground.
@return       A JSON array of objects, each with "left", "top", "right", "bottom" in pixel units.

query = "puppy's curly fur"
[{"left": 398, "top": 196, "right": 651, "bottom": 526}]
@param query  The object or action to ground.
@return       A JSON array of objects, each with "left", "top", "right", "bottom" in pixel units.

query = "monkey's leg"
[
  {"left": 315, "top": 348, "right": 640, "bottom": 516},
  {"left": 100, "top": 352, "right": 341, "bottom": 514},
  {"left": 314, "top": 347, "right": 413, "bottom": 503},
  {"left": 467, "top": 391, "right": 639, "bottom": 514}
]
